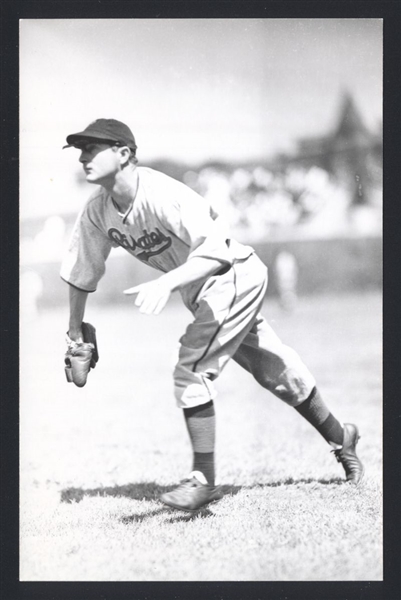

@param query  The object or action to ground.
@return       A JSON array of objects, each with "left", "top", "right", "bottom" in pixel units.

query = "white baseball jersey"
[{"left": 61, "top": 166, "right": 254, "bottom": 310}]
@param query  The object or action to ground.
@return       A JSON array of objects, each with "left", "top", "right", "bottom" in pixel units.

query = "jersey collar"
[{"left": 111, "top": 173, "right": 140, "bottom": 224}]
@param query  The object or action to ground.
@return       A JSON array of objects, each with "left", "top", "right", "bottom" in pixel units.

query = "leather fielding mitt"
[{"left": 64, "top": 322, "right": 99, "bottom": 387}]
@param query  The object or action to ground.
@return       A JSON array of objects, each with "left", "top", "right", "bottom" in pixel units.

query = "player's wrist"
[
  {"left": 157, "top": 272, "right": 178, "bottom": 292},
  {"left": 68, "top": 328, "right": 83, "bottom": 342}
]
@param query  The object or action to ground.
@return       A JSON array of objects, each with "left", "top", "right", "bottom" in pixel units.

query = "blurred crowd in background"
[{"left": 183, "top": 160, "right": 381, "bottom": 242}]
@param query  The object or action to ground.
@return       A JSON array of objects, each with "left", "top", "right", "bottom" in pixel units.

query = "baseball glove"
[{"left": 64, "top": 322, "right": 99, "bottom": 387}]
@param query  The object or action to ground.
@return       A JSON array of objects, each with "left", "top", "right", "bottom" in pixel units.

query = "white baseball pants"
[{"left": 174, "top": 253, "right": 315, "bottom": 408}]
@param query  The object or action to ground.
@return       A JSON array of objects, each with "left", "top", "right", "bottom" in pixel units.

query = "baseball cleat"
[
  {"left": 332, "top": 423, "right": 364, "bottom": 485},
  {"left": 160, "top": 471, "right": 224, "bottom": 512}
]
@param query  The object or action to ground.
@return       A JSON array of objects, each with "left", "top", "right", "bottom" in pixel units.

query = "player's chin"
[{"left": 85, "top": 173, "right": 100, "bottom": 183}]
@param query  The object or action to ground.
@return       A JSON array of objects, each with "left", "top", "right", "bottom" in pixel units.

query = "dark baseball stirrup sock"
[
  {"left": 294, "top": 387, "right": 344, "bottom": 446},
  {"left": 183, "top": 400, "right": 216, "bottom": 486}
]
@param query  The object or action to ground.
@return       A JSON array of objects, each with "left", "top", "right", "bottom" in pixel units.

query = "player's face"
[{"left": 78, "top": 143, "right": 121, "bottom": 184}]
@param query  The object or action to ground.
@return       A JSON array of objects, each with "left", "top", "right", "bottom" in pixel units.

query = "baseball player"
[{"left": 61, "top": 118, "right": 364, "bottom": 512}]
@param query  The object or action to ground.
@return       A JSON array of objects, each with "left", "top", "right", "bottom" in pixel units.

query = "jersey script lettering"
[{"left": 108, "top": 227, "right": 172, "bottom": 261}]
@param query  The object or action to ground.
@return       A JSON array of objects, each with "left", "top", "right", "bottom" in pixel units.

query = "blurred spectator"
[
  {"left": 20, "top": 269, "right": 43, "bottom": 321},
  {"left": 275, "top": 251, "right": 298, "bottom": 312}
]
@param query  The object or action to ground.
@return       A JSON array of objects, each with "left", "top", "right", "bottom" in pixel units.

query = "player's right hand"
[{"left": 123, "top": 279, "right": 172, "bottom": 315}]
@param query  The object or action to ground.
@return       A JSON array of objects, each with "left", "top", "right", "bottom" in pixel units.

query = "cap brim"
[
  {"left": 65, "top": 133, "right": 117, "bottom": 146},
  {"left": 63, "top": 132, "right": 136, "bottom": 151}
]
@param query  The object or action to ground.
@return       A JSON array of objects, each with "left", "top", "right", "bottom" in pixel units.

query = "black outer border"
[{"left": 1, "top": 2, "right": 400, "bottom": 600}]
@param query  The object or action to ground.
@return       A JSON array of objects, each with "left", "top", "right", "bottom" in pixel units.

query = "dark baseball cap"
[{"left": 63, "top": 118, "right": 137, "bottom": 150}]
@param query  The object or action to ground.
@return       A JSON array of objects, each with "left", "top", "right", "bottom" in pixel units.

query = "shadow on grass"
[
  {"left": 261, "top": 476, "right": 345, "bottom": 487},
  {"left": 60, "top": 482, "right": 221, "bottom": 523},
  {"left": 60, "top": 476, "right": 344, "bottom": 505},
  {"left": 61, "top": 481, "right": 172, "bottom": 504},
  {"left": 59, "top": 477, "right": 346, "bottom": 523}
]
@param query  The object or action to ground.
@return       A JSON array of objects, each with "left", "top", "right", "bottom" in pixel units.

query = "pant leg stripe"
[
  {"left": 192, "top": 267, "right": 238, "bottom": 373},
  {"left": 224, "top": 277, "right": 267, "bottom": 325}
]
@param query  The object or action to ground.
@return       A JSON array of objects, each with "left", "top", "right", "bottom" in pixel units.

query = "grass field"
[{"left": 19, "top": 290, "right": 382, "bottom": 581}]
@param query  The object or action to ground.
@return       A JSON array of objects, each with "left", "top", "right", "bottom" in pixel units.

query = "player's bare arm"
[
  {"left": 124, "top": 253, "right": 224, "bottom": 315},
  {"left": 68, "top": 286, "right": 89, "bottom": 340}
]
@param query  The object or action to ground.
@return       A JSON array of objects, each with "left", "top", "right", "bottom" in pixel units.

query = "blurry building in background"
[{"left": 289, "top": 92, "right": 382, "bottom": 207}]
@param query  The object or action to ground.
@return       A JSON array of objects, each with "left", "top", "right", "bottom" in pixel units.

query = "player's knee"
[
  {"left": 273, "top": 366, "right": 315, "bottom": 406},
  {"left": 173, "top": 364, "right": 216, "bottom": 408},
  {"left": 174, "top": 382, "right": 215, "bottom": 409},
  {"left": 254, "top": 364, "right": 315, "bottom": 407},
  {"left": 272, "top": 383, "right": 315, "bottom": 407}
]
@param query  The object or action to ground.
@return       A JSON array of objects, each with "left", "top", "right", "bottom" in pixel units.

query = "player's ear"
[{"left": 117, "top": 145, "right": 131, "bottom": 166}]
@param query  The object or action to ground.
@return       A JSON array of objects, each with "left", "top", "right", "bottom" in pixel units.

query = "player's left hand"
[{"left": 123, "top": 280, "right": 172, "bottom": 315}]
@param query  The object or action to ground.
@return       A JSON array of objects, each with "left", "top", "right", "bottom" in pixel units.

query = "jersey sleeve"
[
  {"left": 164, "top": 182, "right": 233, "bottom": 267},
  {"left": 60, "top": 199, "right": 113, "bottom": 292}
]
